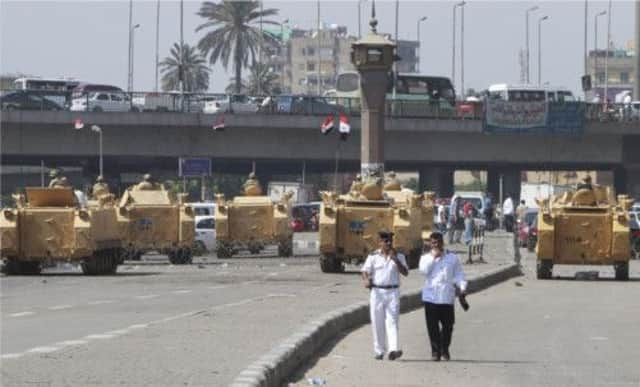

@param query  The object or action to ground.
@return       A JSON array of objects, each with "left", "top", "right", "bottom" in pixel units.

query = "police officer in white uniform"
[{"left": 361, "top": 230, "right": 409, "bottom": 360}]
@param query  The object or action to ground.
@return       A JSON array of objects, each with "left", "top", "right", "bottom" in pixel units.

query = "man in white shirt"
[
  {"left": 361, "top": 230, "right": 409, "bottom": 361},
  {"left": 503, "top": 194, "right": 515, "bottom": 232},
  {"left": 419, "top": 232, "right": 467, "bottom": 361}
]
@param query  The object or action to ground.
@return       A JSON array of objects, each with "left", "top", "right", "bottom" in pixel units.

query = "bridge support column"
[
  {"left": 419, "top": 167, "right": 454, "bottom": 197},
  {"left": 614, "top": 166, "right": 628, "bottom": 195},
  {"left": 487, "top": 168, "right": 521, "bottom": 204}
]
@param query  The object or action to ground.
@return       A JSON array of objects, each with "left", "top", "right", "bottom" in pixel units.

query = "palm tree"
[
  {"left": 159, "top": 42, "right": 210, "bottom": 92},
  {"left": 196, "top": 1, "right": 280, "bottom": 94},
  {"left": 244, "top": 63, "right": 280, "bottom": 96}
]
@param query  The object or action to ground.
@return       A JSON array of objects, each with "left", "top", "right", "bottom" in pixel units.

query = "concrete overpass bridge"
[{"left": 2, "top": 110, "right": 639, "bottom": 199}]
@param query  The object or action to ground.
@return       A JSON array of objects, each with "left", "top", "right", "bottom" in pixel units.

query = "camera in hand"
[{"left": 458, "top": 295, "right": 470, "bottom": 311}]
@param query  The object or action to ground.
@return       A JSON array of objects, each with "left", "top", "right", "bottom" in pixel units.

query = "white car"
[
  {"left": 194, "top": 215, "right": 216, "bottom": 255},
  {"left": 203, "top": 94, "right": 258, "bottom": 114},
  {"left": 70, "top": 92, "right": 135, "bottom": 112}
]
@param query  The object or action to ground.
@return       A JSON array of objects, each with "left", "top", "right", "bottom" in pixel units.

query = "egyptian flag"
[
  {"left": 338, "top": 113, "right": 350, "bottom": 141},
  {"left": 213, "top": 114, "right": 225, "bottom": 131},
  {"left": 320, "top": 115, "right": 334, "bottom": 134},
  {"left": 73, "top": 118, "right": 85, "bottom": 130}
]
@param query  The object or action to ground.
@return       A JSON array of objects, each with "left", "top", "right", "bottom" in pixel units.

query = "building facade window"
[
  {"left": 619, "top": 72, "right": 629, "bottom": 83},
  {"left": 307, "top": 63, "right": 316, "bottom": 71},
  {"left": 596, "top": 72, "right": 605, "bottom": 84}
]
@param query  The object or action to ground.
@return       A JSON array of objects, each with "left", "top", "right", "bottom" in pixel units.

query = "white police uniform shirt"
[
  {"left": 361, "top": 249, "right": 408, "bottom": 356},
  {"left": 361, "top": 249, "right": 408, "bottom": 287},
  {"left": 419, "top": 250, "right": 467, "bottom": 305}
]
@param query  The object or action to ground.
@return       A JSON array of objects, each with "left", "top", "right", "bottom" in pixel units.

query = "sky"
[{"left": 0, "top": 0, "right": 637, "bottom": 96}]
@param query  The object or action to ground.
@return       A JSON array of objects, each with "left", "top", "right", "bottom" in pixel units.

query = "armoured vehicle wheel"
[
  {"left": 320, "top": 254, "right": 344, "bottom": 273},
  {"left": 248, "top": 241, "right": 262, "bottom": 255},
  {"left": 277, "top": 238, "right": 293, "bottom": 257},
  {"left": 2, "top": 260, "right": 42, "bottom": 275},
  {"left": 168, "top": 248, "right": 193, "bottom": 264},
  {"left": 81, "top": 249, "right": 118, "bottom": 275},
  {"left": 536, "top": 259, "right": 553, "bottom": 279},
  {"left": 614, "top": 261, "right": 629, "bottom": 281},
  {"left": 216, "top": 242, "right": 233, "bottom": 259}
]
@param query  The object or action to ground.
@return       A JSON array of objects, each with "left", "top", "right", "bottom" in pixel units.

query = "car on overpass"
[
  {"left": 202, "top": 94, "right": 258, "bottom": 114},
  {"left": 70, "top": 91, "right": 135, "bottom": 112},
  {"left": 0, "top": 90, "right": 64, "bottom": 111},
  {"left": 275, "top": 95, "right": 341, "bottom": 115}
]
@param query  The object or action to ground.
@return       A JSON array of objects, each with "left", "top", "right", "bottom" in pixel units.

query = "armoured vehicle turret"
[
  {"left": 535, "top": 182, "right": 632, "bottom": 280},
  {"left": 213, "top": 174, "right": 293, "bottom": 258},
  {"left": 1, "top": 187, "right": 123, "bottom": 275},
  {"left": 318, "top": 175, "right": 431, "bottom": 273},
  {"left": 117, "top": 177, "right": 195, "bottom": 264}
]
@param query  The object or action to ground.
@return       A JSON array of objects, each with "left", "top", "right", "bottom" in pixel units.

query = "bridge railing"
[{"left": 1, "top": 89, "right": 638, "bottom": 123}]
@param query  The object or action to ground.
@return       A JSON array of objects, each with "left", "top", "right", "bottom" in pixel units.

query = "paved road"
[
  {"left": 1, "top": 232, "right": 513, "bottom": 386},
  {"left": 289, "top": 250, "right": 640, "bottom": 387}
]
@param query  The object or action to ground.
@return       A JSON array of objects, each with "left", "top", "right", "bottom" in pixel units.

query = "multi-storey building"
[
  {"left": 265, "top": 24, "right": 419, "bottom": 95},
  {"left": 587, "top": 42, "right": 636, "bottom": 101}
]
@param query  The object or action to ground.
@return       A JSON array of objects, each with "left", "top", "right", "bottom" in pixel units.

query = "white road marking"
[
  {"left": 55, "top": 340, "right": 88, "bottom": 347},
  {"left": 589, "top": 336, "right": 609, "bottom": 341},
  {"left": 135, "top": 294, "right": 159, "bottom": 300},
  {"left": 9, "top": 311, "right": 35, "bottom": 317},
  {"left": 85, "top": 334, "right": 116, "bottom": 340},
  {"left": 48, "top": 305, "right": 73, "bottom": 311},
  {"left": 207, "top": 285, "right": 228, "bottom": 290},
  {"left": 173, "top": 290, "right": 192, "bottom": 294},
  {"left": 267, "top": 293, "right": 296, "bottom": 298},
  {"left": 128, "top": 324, "right": 149, "bottom": 330},
  {"left": 1, "top": 353, "right": 24, "bottom": 360},
  {"left": 26, "top": 346, "right": 59, "bottom": 354},
  {"left": 87, "top": 300, "right": 115, "bottom": 305},
  {"left": 107, "top": 329, "right": 129, "bottom": 335}
]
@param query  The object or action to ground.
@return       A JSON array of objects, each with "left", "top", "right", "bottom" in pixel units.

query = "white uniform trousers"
[{"left": 369, "top": 288, "right": 400, "bottom": 355}]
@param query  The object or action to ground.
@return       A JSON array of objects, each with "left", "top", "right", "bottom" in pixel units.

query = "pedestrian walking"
[
  {"left": 516, "top": 200, "right": 528, "bottom": 223},
  {"left": 361, "top": 230, "right": 409, "bottom": 361},
  {"left": 419, "top": 232, "right": 467, "bottom": 361},
  {"left": 503, "top": 194, "right": 515, "bottom": 232}
]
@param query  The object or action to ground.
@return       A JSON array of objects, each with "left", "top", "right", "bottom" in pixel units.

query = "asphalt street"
[
  {"left": 1, "top": 232, "right": 514, "bottom": 386},
  {"left": 289, "top": 250, "right": 640, "bottom": 387}
]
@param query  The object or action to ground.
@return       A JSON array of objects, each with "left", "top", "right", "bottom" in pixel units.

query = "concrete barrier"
[{"left": 229, "top": 262, "right": 522, "bottom": 387}]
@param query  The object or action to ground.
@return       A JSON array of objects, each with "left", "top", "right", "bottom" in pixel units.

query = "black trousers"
[{"left": 423, "top": 302, "right": 455, "bottom": 356}]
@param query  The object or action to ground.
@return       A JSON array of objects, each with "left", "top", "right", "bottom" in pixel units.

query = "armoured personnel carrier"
[
  {"left": 535, "top": 182, "right": 632, "bottom": 280},
  {"left": 1, "top": 187, "right": 123, "bottom": 275},
  {"left": 318, "top": 176, "right": 429, "bottom": 273},
  {"left": 118, "top": 176, "right": 195, "bottom": 264},
  {"left": 213, "top": 173, "right": 293, "bottom": 258}
]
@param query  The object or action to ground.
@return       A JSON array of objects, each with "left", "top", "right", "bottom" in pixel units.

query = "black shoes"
[
  {"left": 374, "top": 353, "right": 384, "bottom": 360},
  {"left": 442, "top": 351, "right": 451, "bottom": 361},
  {"left": 431, "top": 353, "right": 441, "bottom": 361},
  {"left": 388, "top": 350, "right": 403, "bottom": 361}
]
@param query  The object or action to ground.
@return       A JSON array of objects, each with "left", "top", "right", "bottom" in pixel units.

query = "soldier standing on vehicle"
[
  {"left": 92, "top": 175, "right": 110, "bottom": 198},
  {"left": 48, "top": 169, "right": 71, "bottom": 188},
  {"left": 136, "top": 174, "right": 157, "bottom": 190},
  {"left": 243, "top": 172, "right": 263, "bottom": 195},
  {"left": 361, "top": 230, "right": 409, "bottom": 361}
]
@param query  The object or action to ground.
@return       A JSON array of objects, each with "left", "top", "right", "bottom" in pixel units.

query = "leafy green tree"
[
  {"left": 196, "top": 0, "right": 280, "bottom": 94},
  {"left": 245, "top": 63, "right": 281, "bottom": 96},
  {"left": 159, "top": 42, "right": 210, "bottom": 92}
]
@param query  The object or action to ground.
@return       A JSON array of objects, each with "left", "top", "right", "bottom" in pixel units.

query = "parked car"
[
  {"left": 70, "top": 91, "right": 135, "bottom": 112},
  {"left": 517, "top": 208, "right": 539, "bottom": 250},
  {"left": 0, "top": 90, "right": 63, "bottom": 111},
  {"left": 630, "top": 203, "right": 640, "bottom": 259},
  {"left": 194, "top": 215, "right": 216, "bottom": 255},
  {"left": 276, "top": 95, "right": 341, "bottom": 115},
  {"left": 202, "top": 94, "right": 258, "bottom": 114}
]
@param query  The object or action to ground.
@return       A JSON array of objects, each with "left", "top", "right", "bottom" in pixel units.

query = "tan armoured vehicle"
[
  {"left": 535, "top": 182, "right": 632, "bottom": 280},
  {"left": 318, "top": 176, "right": 430, "bottom": 273},
  {"left": 1, "top": 187, "right": 123, "bottom": 275},
  {"left": 118, "top": 176, "right": 195, "bottom": 264},
  {"left": 213, "top": 173, "right": 293, "bottom": 258}
]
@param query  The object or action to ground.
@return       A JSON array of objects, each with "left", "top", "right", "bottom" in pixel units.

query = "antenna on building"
[{"left": 370, "top": 0, "right": 378, "bottom": 34}]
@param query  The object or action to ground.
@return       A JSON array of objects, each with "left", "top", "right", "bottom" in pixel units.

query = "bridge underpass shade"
[
  {"left": 487, "top": 168, "right": 521, "bottom": 205},
  {"left": 418, "top": 167, "right": 454, "bottom": 198}
]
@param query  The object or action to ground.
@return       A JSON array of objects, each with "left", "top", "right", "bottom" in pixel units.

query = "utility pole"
[
  {"left": 127, "top": 0, "right": 133, "bottom": 92},
  {"left": 179, "top": 0, "right": 185, "bottom": 110},
  {"left": 604, "top": 0, "right": 612, "bottom": 105},
  {"left": 634, "top": 0, "right": 640, "bottom": 100},
  {"left": 317, "top": 0, "right": 321, "bottom": 96},
  {"left": 155, "top": 0, "right": 160, "bottom": 92},
  {"left": 584, "top": 0, "right": 588, "bottom": 77}
]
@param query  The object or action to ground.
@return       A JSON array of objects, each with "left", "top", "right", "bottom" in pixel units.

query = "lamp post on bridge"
[{"left": 91, "top": 125, "right": 104, "bottom": 177}]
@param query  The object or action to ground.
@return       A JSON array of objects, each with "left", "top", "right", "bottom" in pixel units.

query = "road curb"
[{"left": 229, "top": 263, "right": 522, "bottom": 387}]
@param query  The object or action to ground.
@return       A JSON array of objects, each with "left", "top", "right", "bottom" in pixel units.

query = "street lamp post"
[
  {"left": 604, "top": 0, "right": 612, "bottom": 106},
  {"left": 594, "top": 10, "right": 607, "bottom": 96},
  {"left": 317, "top": 0, "right": 321, "bottom": 96},
  {"left": 127, "top": 0, "right": 133, "bottom": 92},
  {"left": 525, "top": 5, "right": 539, "bottom": 84},
  {"left": 537, "top": 15, "right": 549, "bottom": 85},
  {"left": 460, "top": 2, "right": 466, "bottom": 99},
  {"left": 280, "top": 19, "right": 289, "bottom": 91},
  {"left": 155, "top": 0, "right": 160, "bottom": 92},
  {"left": 416, "top": 16, "right": 427, "bottom": 73},
  {"left": 130, "top": 24, "right": 140, "bottom": 92},
  {"left": 451, "top": 1, "right": 465, "bottom": 95},
  {"left": 392, "top": 0, "right": 399, "bottom": 99},
  {"left": 91, "top": 125, "right": 104, "bottom": 177}
]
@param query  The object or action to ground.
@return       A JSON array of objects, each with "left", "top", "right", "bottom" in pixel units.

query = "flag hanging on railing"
[
  {"left": 73, "top": 118, "right": 84, "bottom": 130},
  {"left": 213, "top": 114, "right": 225, "bottom": 131},
  {"left": 320, "top": 115, "right": 335, "bottom": 134},
  {"left": 338, "top": 113, "right": 350, "bottom": 141}
]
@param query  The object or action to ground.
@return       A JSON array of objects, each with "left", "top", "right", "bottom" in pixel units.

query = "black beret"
[{"left": 378, "top": 229, "right": 394, "bottom": 239}]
